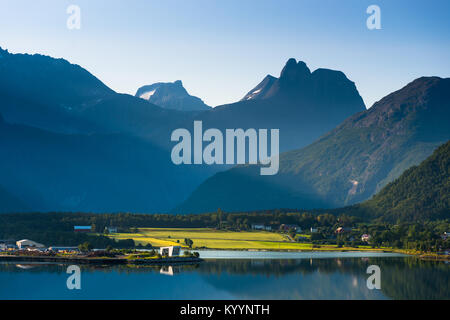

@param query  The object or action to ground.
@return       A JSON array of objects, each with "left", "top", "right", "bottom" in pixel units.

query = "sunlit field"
[{"left": 107, "top": 228, "right": 391, "bottom": 251}]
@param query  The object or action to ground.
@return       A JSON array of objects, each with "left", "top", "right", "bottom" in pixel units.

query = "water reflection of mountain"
[
  {"left": 0, "top": 258, "right": 448, "bottom": 299},
  {"left": 195, "top": 258, "right": 385, "bottom": 299},
  {"left": 195, "top": 258, "right": 450, "bottom": 300}
]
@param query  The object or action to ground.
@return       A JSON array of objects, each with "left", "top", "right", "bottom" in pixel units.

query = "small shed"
[{"left": 159, "top": 246, "right": 181, "bottom": 257}]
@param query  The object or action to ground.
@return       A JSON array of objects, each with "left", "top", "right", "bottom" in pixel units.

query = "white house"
[
  {"left": 252, "top": 224, "right": 272, "bottom": 231},
  {"left": 252, "top": 224, "right": 265, "bottom": 230},
  {"left": 107, "top": 227, "right": 118, "bottom": 233},
  {"left": 159, "top": 246, "right": 181, "bottom": 257},
  {"left": 310, "top": 228, "right": 318, "bottom": 233},
  {"left": 16, "top": 239, "right": 45, "bottom": 250},
  {"left": 361, "top": 234, "right": 372, "bottom": 242}
]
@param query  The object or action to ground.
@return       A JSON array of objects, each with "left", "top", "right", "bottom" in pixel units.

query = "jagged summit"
[
  {"left": 135, "top": 80, "right": 210, "bottom": 111},
  {"left": 279, "top": 58, "right": 311, "bottom": 82},
  {"left": 241, "top": 58, "right": 364, "bottom": 114}
]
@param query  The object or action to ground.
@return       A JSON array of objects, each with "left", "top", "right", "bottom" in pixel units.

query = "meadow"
[{"left": 107, "top": 228, "right": 390, "bottom": 252}]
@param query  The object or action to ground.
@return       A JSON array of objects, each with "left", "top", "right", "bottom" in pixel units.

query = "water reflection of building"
[
  {"left": 160, "top": 265, "right": 180, "bottom": 276},
  {"left": 16, "top": 264, "right": 37, "bottom": 270},
  {"left": 352, "top": 277, "right": 358, "bottom": 287}
]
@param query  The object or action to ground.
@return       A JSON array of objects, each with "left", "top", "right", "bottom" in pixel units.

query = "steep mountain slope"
[
  {"left": 359, "top": 140, "right": 450, "bottom": 222},
  {"left": 0, "top": 114, "right": 208, "bottom": 213},
  {"left": 191, "top": 58, "right": 366, "bottom": 152},
  {"left": 178, "top": 77, "right": 450, "bottom": 213},
  {"left": 136, "top": 80, "right": 210, "bottom": 111}
]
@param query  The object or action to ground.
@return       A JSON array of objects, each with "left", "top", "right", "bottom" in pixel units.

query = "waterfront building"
[
  {"left": 159, "top": 246, "right": 181, "bottom": 257},
  {"left": 16, "top": 239, "right": 45, "bottom": 250}
]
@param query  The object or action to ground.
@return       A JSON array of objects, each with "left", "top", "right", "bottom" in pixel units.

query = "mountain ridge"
[{"left": 191, "top": 58, "right": 366, "bottom": 152}]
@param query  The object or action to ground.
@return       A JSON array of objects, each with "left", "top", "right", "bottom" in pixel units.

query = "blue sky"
[{"left": 0, "top": 0, "right": 449, "bottom": 108}]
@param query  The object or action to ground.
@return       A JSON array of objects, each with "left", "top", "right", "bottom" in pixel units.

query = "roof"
[
  {"left": 74, "top": 226, "right": 92, "bottom": 229},
  {"left": 17, "top": 239, "right": 32, "bottom": 243},
  {"left": 17, "top": 239, "right": 45, "bottom": 247}
]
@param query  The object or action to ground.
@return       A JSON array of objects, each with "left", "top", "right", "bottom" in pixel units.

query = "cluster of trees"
[
  {"left": 358, "top": 141, "right": 450, "bottom": 222},
  {"left": 303, "top": 220, "right": 449, "bottom": 252},
  {"left": 184, "top": 238, "right": 194, "bottom": 249},
  {"left": 0, "top": 213, "right": 136, "bottom": 249}
]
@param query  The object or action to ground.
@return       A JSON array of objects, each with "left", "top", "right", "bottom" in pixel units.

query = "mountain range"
[
  {"left": 1, "top": 46, "right": 448, "bottom": 217},
  {"left": 190, "top": 58, "right": 366, "bottom": 152},
  {"left": 0, "top": 47, "right": 186, "bottom": 139},
  {"left": 178, "top": 77, "right": 450, "bottom": 213},
  {"left": 0, "top": 47, "right": 208, "bottom": 213}
]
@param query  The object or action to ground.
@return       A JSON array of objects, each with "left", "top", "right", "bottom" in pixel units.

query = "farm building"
[
  {"left": 251, "top": 224, "right": 272, "bottom": 231},
  {"left": 107, "top": 227, "right": 118, "bottom": 233},
  {"left": 16, "top": 239, "right": 45, "bottom": 250}
]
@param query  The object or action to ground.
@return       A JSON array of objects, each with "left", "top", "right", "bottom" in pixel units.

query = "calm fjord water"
[{"left": 0, "top": 252, "right": 448, "bottom": 300}]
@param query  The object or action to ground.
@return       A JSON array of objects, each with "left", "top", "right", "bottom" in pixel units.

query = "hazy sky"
[{"left": 0, "top": 0, "right": 449, "bottom": 108}]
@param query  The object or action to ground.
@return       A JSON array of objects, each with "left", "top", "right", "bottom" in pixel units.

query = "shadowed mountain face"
[
  {"left": 358, "top": 140, "right": 450, "bottom": 222},
  {"left": 177, "top": 77, "right": 450, "bottom": 213},
  {"left": 0, "top": 116, "right": 209, "bottom": 213},
  {"left": 0, "top": 185, "right": 28, "bottom": 213},
  {"left": 194, "top": 58, "right": 366, "bottom": 152},
  {"left": 136, "top": 80, "right": 211, "bottom": 111}
]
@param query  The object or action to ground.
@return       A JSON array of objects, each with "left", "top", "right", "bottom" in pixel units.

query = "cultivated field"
[{"left": 107, "top": 228, "right": 388, "bottom": 251}]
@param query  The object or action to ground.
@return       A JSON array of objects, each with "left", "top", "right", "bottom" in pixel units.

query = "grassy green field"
[{"left": 107, "top": 228, "right": 391, "bottom": 252}]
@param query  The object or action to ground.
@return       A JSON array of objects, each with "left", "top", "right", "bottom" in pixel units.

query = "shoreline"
[
  {"left": 0, "top": 255, "right": 203, "bottom": 265},
  {"left": 2, "top": 249, "right": 446, "bottom": 264}
]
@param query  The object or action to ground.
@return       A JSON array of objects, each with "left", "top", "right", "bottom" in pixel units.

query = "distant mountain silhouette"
[
  {"left": 177, "top": 77, "right": 450, "bottom": 213},
  {"left": 136, "top": 80, "right": 210, "bottom": 111},
  {"left": 0, "top": 47, "right": 186, "bottom": 139},
  {"left": 192, "top": 58, "right": 366, "bottom": 152}
]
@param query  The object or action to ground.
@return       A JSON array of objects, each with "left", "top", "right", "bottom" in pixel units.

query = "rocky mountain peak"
[{"left": 279, "top": 58, "right": 311, "bottom": 83}]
